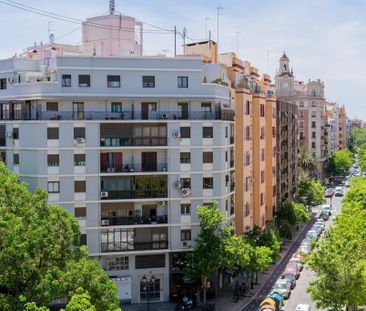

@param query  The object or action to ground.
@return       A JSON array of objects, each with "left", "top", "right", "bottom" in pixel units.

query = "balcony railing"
[
  {"left": 101, "top": 163, "right": 168, "bottom": 173},
  {"left": 100, "top": 137, "right": 167, "bottom": 147},
  {"left": 101, "top": 215, "right": 168, "bottom": 226},
  {"left": 101, "top": 189, "right": 167, "bottom": 200},
  {"left": 101, "top": 241, "right": 168, "bottom": 252},
  {"left": 0, "top": 109, "right": 234, "bottom": 121}
]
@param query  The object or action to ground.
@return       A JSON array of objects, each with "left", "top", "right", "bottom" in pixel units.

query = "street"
[{"left": 243, "top": 193, "right": 344, "bottom": 311}]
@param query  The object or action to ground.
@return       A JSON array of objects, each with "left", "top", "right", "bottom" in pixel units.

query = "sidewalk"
[{"left": 122, "top": 221, "right": 313, "bottom": 311}]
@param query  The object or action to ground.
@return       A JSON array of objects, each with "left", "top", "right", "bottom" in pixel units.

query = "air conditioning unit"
[
  {"left": 158, "top": 201, "right": 166, "bottom": 206},
  {"left": 75, "top": 137, "right": 85, "bottom": 144},
  {"left": 101, "top": 191, "right": 109, "bottom": 198},
  {"left": 101, "top": 219, "right": 110, "bottom": 226},
  {"left": 182, "top": 241, "right": 191, "bottom": 248},
  {"left": 181, "top": 188, "right": 191, "bottom": 197},
  {"left": 6, "top": 132, "right": 13, "bottom": 138},
  {"left": 172, "top": 130, "right": 181, "bottom": 138}
]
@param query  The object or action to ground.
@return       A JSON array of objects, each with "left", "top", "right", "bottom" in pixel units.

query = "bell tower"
[
  {"left": 275, "top": 52, "right": 295, "bottom": 97},
  {"left": 279, "top": 52, "right": 290, "bottom": 74}
]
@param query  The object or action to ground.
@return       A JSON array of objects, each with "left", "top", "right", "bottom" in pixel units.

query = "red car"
[{"left": 285, "top": 263, "right": 300, "bottom": 279}]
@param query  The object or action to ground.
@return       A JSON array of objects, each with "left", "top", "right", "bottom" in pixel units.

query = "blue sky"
[{"left": 0, "top": 0, "right": 365, "bottom": 119}]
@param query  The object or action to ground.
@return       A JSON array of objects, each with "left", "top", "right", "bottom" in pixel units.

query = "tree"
[
  {"left": 297, "top": 145, "right": 316, "bottom": 173},
  {"left": 351, "top": 128, "right": 366, "bottom": 147},
  {"left": 64, "top": 288, "right": 97, "bottom": 311},
  {"left": 327, "top": 149, "right": 353, "bottom": 175},
  {"left": 185, "top": 203, "right": 251, "bottom": 304},
  {"left": 307, "top": 177, "right": 366, "bottom": 310},
  {"left": 297, "top": 177, "right": 325, "bottom": 207},
  {"left": 0, "top": 163, "right": 121, "bottom": 311},
  {"left": 358, "top": 147, "right": 366, "bottom": 173}
]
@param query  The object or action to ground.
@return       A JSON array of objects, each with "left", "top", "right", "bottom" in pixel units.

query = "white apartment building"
[{"left": 0, "top": 8, "right": 235, "bottom": 305}]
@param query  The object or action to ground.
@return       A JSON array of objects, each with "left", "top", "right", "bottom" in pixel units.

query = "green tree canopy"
[
  {"left": 297, "top": 145, "right": 316, "bottom": 173},
  {"left": 297, "top": 177, "right": 325, "bottom": 207},
  {"left": 327, "top": 149, "right": 353, "bottom": 175},
  {"left": 0, "top": 163, "right": 121, "bottom": 311},
  {"left": 351, "top": 128, "right": 366, "bottom": 147}
]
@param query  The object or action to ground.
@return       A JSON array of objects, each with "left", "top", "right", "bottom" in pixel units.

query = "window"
[
  {"left": 140, "top": 278, "right": 161, "bottom": 301},
  {"left": 180, "top": 204, "right": 191, "bottom": 215},
  {"left": 260, "top": 127, "right": 265, "bottom": 139},
  {"left": 180, "top": 152, "right": 191, "bottom": 163},
  {"left": 111, "top": 102, "right": 122, "bottom": 113},
  {"left": 311, "top": 111, "right": 316, "bottom": 118},
  {"left": 261, "top": 148, "right": 265, "bottom": 161},
  {"left": 62, "top": 74, "right": 71, "bottom": 87},
  {"left": 299, "top": 131, "right": 304, "bottom": 139},
  {"left": 311, "top": 121, "right": 316, "bottom": 128},
  {"left": 80, "top": 234, "right": 87, "bottom": 246},
  {"left": 74, "top": 154, "right": 86, "bottom": 166},
  {"left": 261, "top": 170, "right": 265, "bottom": 183},
  {"left": 272, "top": 166, "right": 276, "bottom": 177},
  {"left": 47, "top": 127, "right": 59, "bottom": 140},
  {"left": 107, "top": 75, "right": 120, "bottom": 88},
  {"left": 75, "top": 207, "right": 86, "bottom": 218},
  {"left": 142, "top": 76, "right": 155, "bottom": 88},
  {"left": 48, "top": 181, "right": 59, "bottom": 193},
  {"left": 106, "top": 257, "right": 129, "bottom": 271},
  {"left": 48, "top": 154, "right": 59, "bottom": 167},
  {"left": 299, "top": 111, "right": 304, "bottom": 118},
  {"left": 272, "top": 107, "right": 276, "bottom": 118},
  {"left": 136, "top": 255, "right": 165, "bottom": 269},
  {"left": 101, "top": 228, "right": 135, "bottom": 252},
  {"left": 203, "top": 177, "right": 213, "bottom": 189},
  {"left": 245, "top": 202, "right": 250, "bottom": 216},
  {"left": 74, "top": 180, "right": 86, "bottom": 193},
  {"left": 272, "top": 126, "right": 276, "bottom": 138},
  {"left": 74, "top": 127, "right": 85, "bottom": 139},
  {"left": 202, "top": 127, "right": 213, "bottom": 138},
  {"left": 245, "top": 177, "right": 251, "bottom": 192},
  {"left": 225, "top": 126, "right": 228, "bottom": 138},
  {"left": 13, "top": 128, "right": 19, "bottom": 140},
  {"left": 203, "top": 152, "right": 213, "bottom": 163},
  {"left": 177, "top": 76, "right": 188, "bottom": 88},
  {"left": 299, "top": 102, "right": 304, "bottom": 108},
  {"left": 260, "top": 104, "right": 265, "bottom": 117},
  {"left": 245, "top": 100, "right": 250, "bottom": 115},
  {"left": 312, "top": 132, "right": 316, "bottom": 139},
  {"left": 0, "top": 78, "right": 6, "bottom": 90},
  {"left": 260, "top": 193, "right": 264, "bottom": 205},
  {"left": 299, "top": 122, "right": 304, "bottom": 129},
  {"left": 311, "top": 101, "right": 316, "bottom": 107},
  {"left": 180, "top": 127, "right": 190, "bottom": 138},
  {"left": 225, "top": 151, "right": 228, "bottom": 162},
  {"left": 13, "top": 153, "right": 19, "bottom": 165},
  {"left": 245, "top": 126, "right": 250, "bottom": 140},
  {"left": 78, "top": 75, "right": 90, "bottom": 87},
  {"left": 201, "top": 102, "right": 212, "bottom": 112},
  {"left": 46, "top": 102, "right": 58, "bottom": 112},
  {"left": 180, "top": 229, "right": 191, "bottom": 241},
  {"left": 180, "top": 178, "right": 191, "bottom": 189},
  {"left": 273, "top": 185, "right": 277, "bottom": 197},
  {"left": 312, "top": 142, "right": 316, "bottom": 148},
  {"left": 245, "top": 151, "right": 250, "bottom": 166}
]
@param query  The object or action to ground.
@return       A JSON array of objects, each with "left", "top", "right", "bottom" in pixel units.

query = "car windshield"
[{"left": 274, "top": 283, "right": 286, "bottom": 289}]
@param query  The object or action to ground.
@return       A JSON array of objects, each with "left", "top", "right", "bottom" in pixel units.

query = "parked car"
[
  {"left": 295, "top": 304, "right": 311, "bottom": 311},
  {"left": 272, "top": 280, "right": 291, "bottom": 299},
  {"left": 285, "top": 263, "right": 300, "bottom": 279},
  {"left": 319, "top": 211, "right": 330, "bottom": 221},
  {"left": 281, "top": 272, "right": 296, "bottom": 289},
  {"left": 345, "top": 181, "right": 350, "bottom": 187},
  {"left": 289, "top": 257, "right": 303, "bottom": 271},
  {"left": 322, "top": 204, "right": 332, "bottom": 215},
  {"left": 299, "top": 244, "right": 310, "bottom": 255},
  {"left": 306, "top": 230, "right": 318, "bottom": 240},
  {"left": 335, "top": 186, "right": 343, "bottom": 196},
  {"left": 325, "top": 188, "right": 334, "bottom": 198}
]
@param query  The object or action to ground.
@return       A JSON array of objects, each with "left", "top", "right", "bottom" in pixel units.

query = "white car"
[{"left": 334, "top": 186, "right": 343, "bottom": 196}]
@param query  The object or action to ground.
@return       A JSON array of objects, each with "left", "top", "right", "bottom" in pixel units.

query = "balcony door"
[
  {"left": 141, "top": 152, "right": 157, "bottom": 172},
  {"left": 73, "top": 102, "right": 84, "bottom": 120},
  {"left": 178, "top": 102, "right": 188, "bottom": 120}
]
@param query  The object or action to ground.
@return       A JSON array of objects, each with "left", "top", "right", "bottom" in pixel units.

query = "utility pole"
[
  {"left": 217, "top": 6, "right": 224, "bottom": 52},
  {"left": 205, "top": 17, "right": 210, "bottom": 40}
]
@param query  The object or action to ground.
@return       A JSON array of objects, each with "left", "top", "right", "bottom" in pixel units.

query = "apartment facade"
[
  {"left": 275, "top": 53, "right": 327, "bottom": 177},
  {"left": 339, "top": 105, "right": 347, "bottom": 149},
  {"left": 0, "top": 16, "right": 235, "bottom": 304},
  {"left": 276, "top": 100, "right": 298, "bottom": 204}
]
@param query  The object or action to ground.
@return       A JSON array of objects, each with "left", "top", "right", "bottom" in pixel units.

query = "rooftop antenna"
[
  {"left": 217, "top": 6, "right": 224, "bottom": 52},
  {"left": 109, "top": 0, "right": 115, "bottom": 15},
  {"left": 205, "top": 17, "right": 210, "bottom": 40},
  {"left": 48, "top": 21, "right": 54, "bottom": 44}
]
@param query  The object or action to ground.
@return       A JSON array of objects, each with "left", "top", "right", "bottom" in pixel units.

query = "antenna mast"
[{"left": 109, "top": 0, "right": 115, "bottom": 15}]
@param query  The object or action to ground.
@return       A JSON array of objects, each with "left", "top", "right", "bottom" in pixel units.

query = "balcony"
[
  {"left": 101, "top": 215, "right": 168, "bottom": 226},
  {"left": 101, "top": 163, "right": 168, "bottom": 174},
  {"left": 0, "top": 109, "right": 234, "bottom": 122}
]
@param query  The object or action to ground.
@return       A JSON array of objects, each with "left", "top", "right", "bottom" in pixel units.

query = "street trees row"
[
  {"left": 185, "top": 204, "right": 275, "bottom": 304},
  {"left": 0, "top": 163, "right": 121, "bottom": 311},
  {"left": 327, "top": 149, "right": 353, "bottom": 176},
  {"left": 308, "top": 177, "right": 366, "bottom": 310}
]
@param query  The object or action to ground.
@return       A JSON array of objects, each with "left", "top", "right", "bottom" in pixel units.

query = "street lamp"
[{"left": 142, "top": 274, "right": 155, "bottom": 311}]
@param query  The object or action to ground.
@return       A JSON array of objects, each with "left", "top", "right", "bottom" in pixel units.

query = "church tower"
[{"left": 275, "top": 52, "right": 295, "bottom": 97}]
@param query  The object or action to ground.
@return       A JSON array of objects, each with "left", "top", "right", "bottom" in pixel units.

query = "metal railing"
[
  {"left": 101, "top": 163, "right": 168, "bottom": 173},
  {"left": 100, "top": 137, "right": 168, "bottom": 147},
  {"left": 0, "top": 109, "right": 234, "bottom": 121},
  {"left": 101, "top": 241, "right": 168, "bottom": 252},
  {"left": 101, "top": 215, "right": 168, "bottom": 226},
  {"left": 101, "top": 189, "right": 168, "bottom": 200}
]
